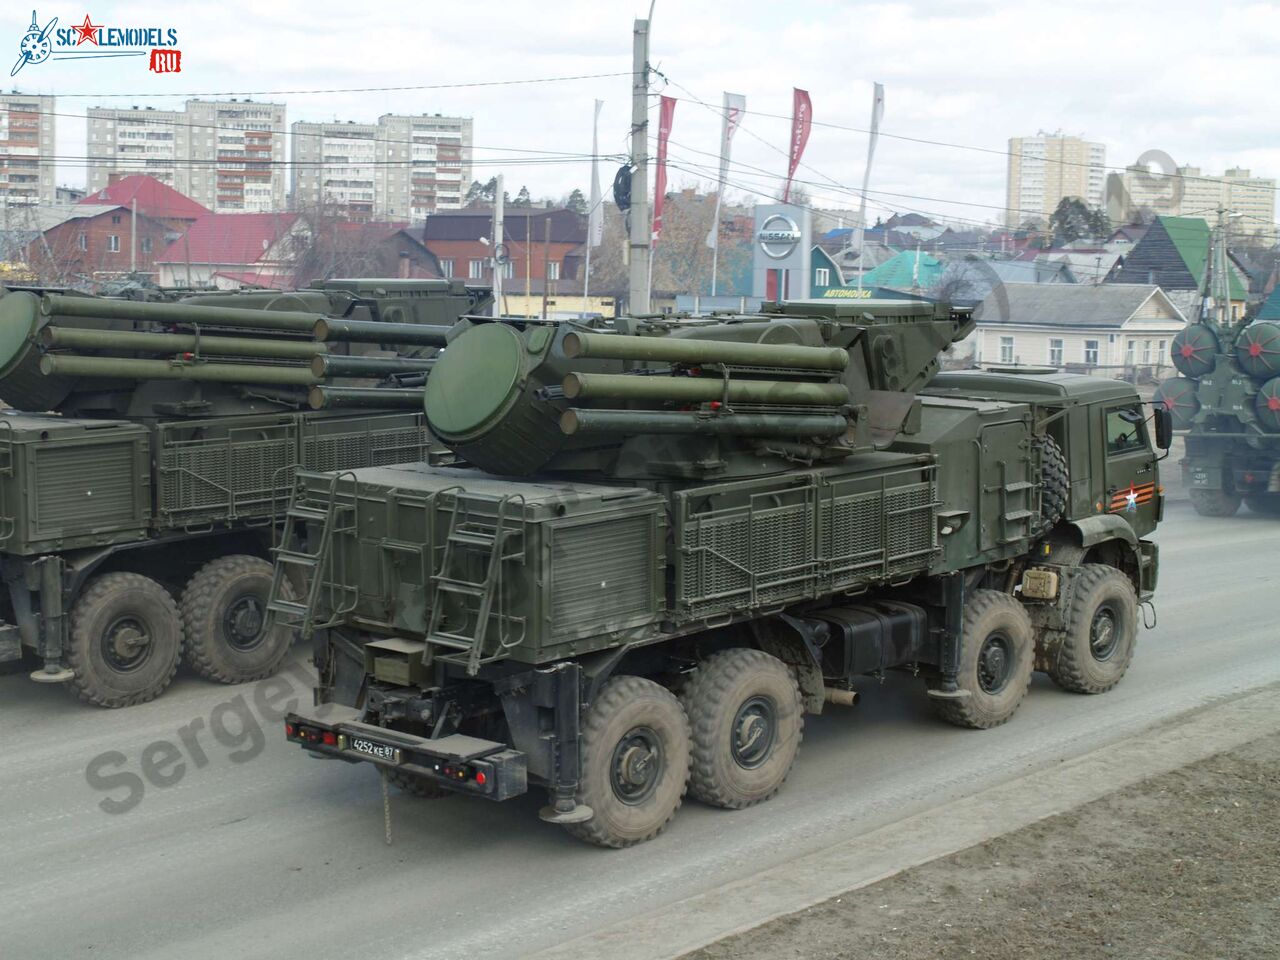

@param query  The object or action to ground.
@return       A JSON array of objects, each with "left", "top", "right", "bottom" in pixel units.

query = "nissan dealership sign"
[
  {"left": 757, "top": 214, "right": 802, "bottom": 260},
  {"left": 752, "top": 203, "right": 810, "bottom": 299}
]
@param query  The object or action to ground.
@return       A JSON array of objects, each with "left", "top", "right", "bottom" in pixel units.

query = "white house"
[{"left": 964, "top": 283, "right": 1187, "bottom": 377}]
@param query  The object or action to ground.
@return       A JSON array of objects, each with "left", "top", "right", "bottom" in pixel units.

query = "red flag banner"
[
  {"left": 783, "top": 88, "right": 812, "bottom": 203},
  {"left": 653, "top": 95, "right": 677, "bottom": 242}
]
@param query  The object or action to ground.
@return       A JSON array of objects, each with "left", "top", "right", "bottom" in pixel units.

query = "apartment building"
[
  {"left": 290, "top": 121, "right": 378, "bottom": 218},
  {"left": 1005, "top": 132, "right": 1106, "bottom": 227},
  {"left": 87, "top": 99, "right": 286, "bottom": 213},
  {"left": 0, "top": 93, "right": 56, "bottom": 205},
  {"left": 1118, "top": 165, "right": 1275, "bottom": 239},
  {"left": 289, "top": 113, "right": 472, "bottom": 221}
]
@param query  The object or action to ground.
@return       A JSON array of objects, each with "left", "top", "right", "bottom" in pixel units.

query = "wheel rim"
[
  {"left": 977, "top": 633, "right": 1014, "bottom": 694},
  {"left": 730, "top": 695, "right": 778, "bottom": 769},
  {"left": 610, "top": 726, "right": 664, "bottom": 805},
  {"left": 222, "top": 591, "right": 267, "bottom": 652},
  {"left": 1089, "top": 603, "right": 1121, "bottom": 661},
  {"left": 101, "top": 615, "right": 154, "bottom": 673}
]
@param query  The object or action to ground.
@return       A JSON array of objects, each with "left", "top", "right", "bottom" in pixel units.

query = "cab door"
[{"left": 1100, "top": 402, "right": 1158, "bottom": 537}]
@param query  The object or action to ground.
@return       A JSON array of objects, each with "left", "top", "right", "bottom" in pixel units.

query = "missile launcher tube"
[
  {"left": 313, "top": 318, "right": 452, "bottom": 346},
  {"left": 561, "top": 331, "right": 849, "bottom": 371},
  {"left": 560, "top": 408, "right": 848, "bottom": 437},
  {"left": 308, "top": 386, "right": 427, "bottom": 410},
  {"left": 41, "top": 326, "right": 326, "bottom": 360},
  {"left": 41, "top": 293, "right": 325, "bottom": 333},
  {"left": 40, "top": 354, "right": 318, "bottom": 386},
  {"left": 310, "top": 354, "right": 436, "bottom": 379},
  {"left": 562, "top": 371, "right": 848, "bottom": 405}
]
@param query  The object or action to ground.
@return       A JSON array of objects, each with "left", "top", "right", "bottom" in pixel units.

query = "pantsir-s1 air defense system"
[
  {"left": 0, "top": 278, "right": 491, "bottom": 707},
  {"left": 1154, "top": 317, "right": 1280, "bottom": 516},
  {"left": 277, "top": 300, "right": 1166, "bottom": 846}
]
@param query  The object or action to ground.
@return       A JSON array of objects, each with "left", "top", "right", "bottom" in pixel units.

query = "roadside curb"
[{"left": 531, "top": 683, "right": 1280, "bottom": 960}]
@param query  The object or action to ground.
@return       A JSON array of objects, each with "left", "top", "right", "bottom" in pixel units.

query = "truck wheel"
[
  {"left": 1244, "top": 494, "right": 1280, "bottom": 516},
  {"left": 386, "top": 768, "right": 451, "bottom": 799},
  {"left": 1047, "top": 565, "right": 1138, "bottom": 694},
  {"left": 681, "top": 648, "right": 803, "bottom": 809},
  {"left": 930, "top": 590, "right": 1033, "bottom": 729},
  {"left": 181, "top": 555, "right": 294, "bottom": 684},
  {"left": 565, "top": 676, "right": 690, "bottom": 848},
  {"left": 1189, "top": 488, "right": 1241, "bottom": 517},
  {"left": 65, "top": 573, "right": 183, "bottom": 708},
  {"left": 1035, "top": 434, "right": 1069, "bottom": 534}
]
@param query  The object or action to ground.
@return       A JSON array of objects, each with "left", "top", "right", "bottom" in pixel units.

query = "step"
[
  {"left": 268, "top": 599, "right": 308, "bottom": 617},
  {"left": 1004, "top": 481, "right": 1034, "bottom": 492},
  {"left": 288, "top": 505, "right": 329, "bottom": 522},
  {"left": 275, "top": 550, "right": 319, "bottom": 566},
  {"left": 1002, "top": 509, "right": 1034, "bottom": 522},
  {"left": 434, "top": 579, "right": 486, "bottom": 598},
  {"left": 449, "top": 530, "right": 498, "bottom": 548},
  {"left": 425, "top": 632, "right": 477, "bottom": 651}
]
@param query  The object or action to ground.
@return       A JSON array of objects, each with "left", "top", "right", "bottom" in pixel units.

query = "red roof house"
[
  {"left": 153, "top": 212, "right": 309, "bottom": 288},
  {"left": 79, "top": 174, "right": 209, "bottom": 231}
]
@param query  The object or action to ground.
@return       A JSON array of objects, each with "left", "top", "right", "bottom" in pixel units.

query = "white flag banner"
[
  {"left": 854, "top": 82, "right": 885, "bottom": 288},
  {"left": 588, "top": 99, "right": 604, "bottom": 247},
  {"left": 706, "top": 92, "right": 746, "bottom": 249}
]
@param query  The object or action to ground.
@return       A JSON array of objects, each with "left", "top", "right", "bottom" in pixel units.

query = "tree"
[
  {"left": 566, "top": 188, "right": 587, "bottom": 215},
  {"left": 512, "top": 185, "right": 532, "bottom": 208},
  {"left": 1050, "top": 198, "right": 1110, "bottom": 245}
]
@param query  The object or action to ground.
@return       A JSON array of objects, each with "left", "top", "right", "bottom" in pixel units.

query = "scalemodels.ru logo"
[{"left": 12, "top": 9, "right": 181, "bottom": 77}]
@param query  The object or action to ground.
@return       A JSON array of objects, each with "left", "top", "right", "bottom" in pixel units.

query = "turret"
[{"left": 423, "top": 299, "right": 973, "bottom": 478}]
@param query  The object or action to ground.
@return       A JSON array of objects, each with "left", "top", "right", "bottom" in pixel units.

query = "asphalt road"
[{"left": 4, "top": 499, "right": 1279, "bottom": 960}]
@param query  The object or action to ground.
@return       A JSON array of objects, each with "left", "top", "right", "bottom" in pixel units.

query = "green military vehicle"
[
  {"left": 0, "top": 278, "right": 490, "bottom": 708},
  {"left": 278, "top": 300, "right": 1167, "bottom": 847},
  {"left": 1154, "top": 317, "right": 1280, "bottom": 516}
]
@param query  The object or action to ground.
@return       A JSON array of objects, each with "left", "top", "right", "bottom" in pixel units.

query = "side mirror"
[{"left": 1153, "top": 406, "right": 1173, "bottom": 450}]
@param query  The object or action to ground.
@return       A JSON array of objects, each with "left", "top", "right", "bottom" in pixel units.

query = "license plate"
[{"left": 348, "top": 736, "right": 401, "bottom": 763}]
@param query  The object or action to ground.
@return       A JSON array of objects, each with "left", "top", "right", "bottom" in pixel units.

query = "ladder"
[
  {"left": 424, "top": 493, "right": 526, "bottom": 675},
  {"left": 267, "top": 471, "right": 359, "bottom": 639}
]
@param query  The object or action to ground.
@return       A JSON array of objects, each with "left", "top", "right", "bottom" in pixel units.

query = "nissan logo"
[{"left": 757, "top": 214, "right": 801, "bottom": 260}]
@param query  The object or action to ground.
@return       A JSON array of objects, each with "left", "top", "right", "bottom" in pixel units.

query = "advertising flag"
[
  {"left": 706, "top": 92, "right": 746, "bottom": 250},
  {"left": 782, "top": 88, "right": 812, "bottom": 203},
  {"left": 652, "top": 95, "right": 677, "bottom": 243},
  {"left": 854, "top": 82, "right": 885, "bottom": 289},
  {"left": 588, "top": 99, "right": 604, "bottom": 247}
]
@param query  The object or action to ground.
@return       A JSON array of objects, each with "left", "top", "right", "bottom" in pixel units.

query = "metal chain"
[{"left": 380, "top": 767, "right": 392, "bottom": 845}]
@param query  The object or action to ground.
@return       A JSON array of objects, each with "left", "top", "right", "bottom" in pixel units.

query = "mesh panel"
[{"left": 157, "top": 426, "right": 295, "bottom": 524}]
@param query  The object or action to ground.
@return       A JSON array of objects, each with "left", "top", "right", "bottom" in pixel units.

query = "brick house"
[
  {"left": 79, "top": 174, "right": 209, "bottom": 232},
  {"left": 418, "top": 208, "right": 585, "bottom": 285},
  {"left": 26, "top": 204, "right": 174, "bottom": 285}
]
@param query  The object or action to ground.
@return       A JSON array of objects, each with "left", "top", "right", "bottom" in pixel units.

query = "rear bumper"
[{"left": 285, "top": 709, "right": 527, "bottom": 801}]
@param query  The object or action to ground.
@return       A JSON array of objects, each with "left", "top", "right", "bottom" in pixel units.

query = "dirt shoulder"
[{"left": 683, "top": 733, "right": 1280, "bottom": 960}]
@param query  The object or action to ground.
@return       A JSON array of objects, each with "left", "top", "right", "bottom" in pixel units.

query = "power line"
[{"left": 20, "top": 72, "right": 638, "bottom": 100}]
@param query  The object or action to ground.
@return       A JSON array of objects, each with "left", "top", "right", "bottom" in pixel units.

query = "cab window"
[{"left": 1105, "top": 406, "right": 1146, "bottom": 456}]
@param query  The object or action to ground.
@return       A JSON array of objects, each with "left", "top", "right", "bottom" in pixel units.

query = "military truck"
[
  {"left": 277, "top": 300, "right": 1167, "bottom": 847},
  {"left": 0, "top": 278, "right": 491, "bottom": 708},
  {"left": 1154, "top": 317, "right": 1280, "bottom": 516}
]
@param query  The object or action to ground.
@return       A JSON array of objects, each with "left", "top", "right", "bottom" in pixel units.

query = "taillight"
[
  {"left": 474, "top": 771, "right": 487, "bottom": 786},
  {"left": 284, "top": 722, "right": 297, "bottom": 738},
  {"left": 321, "top": 731, "right": 338, "bottom": 747}
]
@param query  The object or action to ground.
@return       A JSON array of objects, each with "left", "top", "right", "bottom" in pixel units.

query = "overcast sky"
[{"left": 12, "top": 0, "right": 1279, "bottom": 228}]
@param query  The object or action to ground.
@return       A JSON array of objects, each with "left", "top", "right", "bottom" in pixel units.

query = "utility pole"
[
  {"left": 492, "top": 173, "right": 504, "bottom": 316},
  {"left": 130, "top": 198, "right": 137, "bottom": 274},
  {"left": 627, "top": 17, "right": 651, "bottom": 314},
  {"left": 541, "top": 217, "right": 551, "bottom": 319}
]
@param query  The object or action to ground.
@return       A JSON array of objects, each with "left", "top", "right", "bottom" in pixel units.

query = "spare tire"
[{"left": 1035, "top": 434, "right": 1069, "bottom": 535}]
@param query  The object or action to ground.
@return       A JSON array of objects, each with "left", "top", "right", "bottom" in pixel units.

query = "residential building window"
[
  {"left": 107, "top": 235, "right": 120, "bottom": 253},
  {"left": 1157, "top": 340, "right": 1167, "bottom": 366},
  {"left": 1231, "top": 304, "right": 1240, "bottom": 321},
  {"left": 1142, "top": 340, "right": 1152, "bottom": 364},
  {"left": 468, "top": 258, "right": 485, "bottom": 279},
  {"left": 438, "top": 259, "right": 454, "bottom": 278},
  {"left": 999, "top": 336, "right": 1015, "bottom": 364},
  {"left": 1125, "top": 340, "right": 1135, "bottom": 366},
  {"left": 815, "top": 267, "right": 830, "bottom": 286},
  {"left": 547, "top": 261, "right": 561, "bottom": 281},
  {"left": 1048, "top": 338, "right": 1063, "bottom": 367},
  {"left": 77, "top": 233, "right": 87, "bottom": 251},
  {"left": 1084, "top": 339, "right": 1099, "bottom": 366},
  {"left": 141, "top": 237, "right": 152, "bottom": 253},
  {"left": 501, "top": 261, "right": 514, "bottom": 279},
  {"left": 111, "top": 214, "right": 121, "bottom": 224}
]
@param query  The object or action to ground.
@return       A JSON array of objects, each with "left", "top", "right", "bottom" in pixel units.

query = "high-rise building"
[
  {"left": 375, "top": 114, "right": 472, "bottom": 220},
  {"left": 87, "top": 99, "right": 286, "bottom": 213},
  {"left": 0, "top": 93, "right": 56, "bottom": 206},
  {"left": 1005, "top": 132, "right": 1106, "bottom": 227},
  {"left": 290, "top": 121, "right": 378, "bottom": 218},
  {"left": 1117, "top": 165, "right": 1275, "bottom": 238},
  {"left": 289, "top": 113, "right": 472, "bottom": 221}
]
